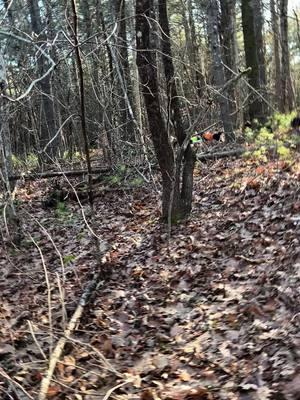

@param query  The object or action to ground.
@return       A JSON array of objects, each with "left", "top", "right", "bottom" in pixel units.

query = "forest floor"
[{"left": 0, "top": 157, "right": 300, "bottom": 400}]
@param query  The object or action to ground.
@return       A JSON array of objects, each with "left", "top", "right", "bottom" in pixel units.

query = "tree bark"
[
  {"left": 136, "top": 0, "right": 174, "bottom": 219},
  {"left": 28, "top": 0, "right": 57, "bottom": 161},
  {"left": 186, "top": 0, "right": 205, "bottom": 100},
  {"left": 159, "top": 0, "right": 196, "bottom": 218},
  {"left": 241, "top": 0, "right": 266, "bottom": 124},
  {"left": 253, "top": 0, "right": 267, "bottom": 90},
  {"left": 220, "top": 0, "right": 239, "bottom": 126},
  {"left": 111, "top": 0, "right": 135, "bottom": 142},
  {"left": 136, "top": 0, "right": 196, "bottom": 221},
  {"left": 279, "top": 0, "right": 295, "bottom": 112},
  {"left": 206, "top": 0, "right": 234, "bottom": 141},
  {"left": 0, "top": 50, "right": 12, "bottom": 189},
  {"left": 270, "top": 0, "right": 282, "bottom": 108}
]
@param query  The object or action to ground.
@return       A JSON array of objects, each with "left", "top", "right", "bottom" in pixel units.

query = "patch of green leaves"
[
  {"left": 12, "top": 153, "right": 38, "bottom": 171},
  {"left": 63, "top": 254, "right": 76, "bottom": 265}
]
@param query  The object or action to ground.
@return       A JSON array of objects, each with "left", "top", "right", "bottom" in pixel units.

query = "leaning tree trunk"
[
  {"left": 279, "top": 0, "right": 295, "bottom": 112},
  {"left": 136, "top": 0, "right": 195, "bottom": 221},
  {"left": 206, "top": 0, "right": 234, "bottom": 141}
]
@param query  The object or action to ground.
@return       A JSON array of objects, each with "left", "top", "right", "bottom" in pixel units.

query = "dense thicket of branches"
[{"left": 0, "top": 0, "right": 299, "bottom": 217}]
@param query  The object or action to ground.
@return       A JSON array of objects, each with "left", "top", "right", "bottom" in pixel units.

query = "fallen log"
[
  {"left": 197, "top": 146, "right": 247, "bottom": 161},
  {"left": 8, "top": 166, "right": 112, "bottom": 181}
]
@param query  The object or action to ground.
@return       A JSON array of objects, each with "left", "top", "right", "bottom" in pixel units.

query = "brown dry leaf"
[
  {"left": 125, "top": 372, "right": 142, "bottom": 388},
  {"left": 284, "top": 374, "right": 300, "bottom": 399},
  {"left": 255, "top": 386, "right": 273, "bottom": 400},
  {"left": 63, "top": 355, "right": 76, "bottom": 366},
  {"left": 141, "top": 388, "right": 157, "bottom": 400},
  {"left": 183, "top": 387, "right": 214, "bottom": 400},
  {"left": 179, "top": 371, "right": 192, "bottom": 382},
  {"left": 103, "top": 338, "right": 115, "bottom": 358},
  {"left": 152, "top": 354, "right": 169, "bottom": 371},
  {"left": 47, "top": 385, "right": 61, "bottom": 398},
  {"left": 164, "top": 387, "right": 213, "bottom": 400}
]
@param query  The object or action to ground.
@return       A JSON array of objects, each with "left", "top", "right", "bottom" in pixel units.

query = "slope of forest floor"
[{"left": 0, "top": 157, "right": 300, "bottom": 400}]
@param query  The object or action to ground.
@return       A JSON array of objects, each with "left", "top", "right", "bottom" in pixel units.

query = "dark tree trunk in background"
[
  {"left": 206, "top": 0, "right": 234, "bottom": 141},
  {"left": 241, "top": 0, "right": 266, "bottom": 124},
  {"left": 220, "top": 0, "right": 239, "bottom": 126},
  {"left": 111, "top": 0, "right": 135, "bottom": 141},
  {"left": 136, "top": 0, "right": 174, "bottom": 220},
  {"left": 186, "top": 0, "right": 205, "bottom": 100},
  {"left": 279, "top": 0, "right": 295, "bottom": 112},
  {"left": 270, "top": 0, "right": 282, "bottom": 108},
  {"left": 28, "top": 0, "right": 57, "bottom": 161},
  {"left": 0, "top": 51, "right": 12, "bottom": 187},
  {"left": 80, "top": 0, "right": 92, "bottom": 39},
  {"left": 253, "top": 0, "right": 267, "bottom": 91}
]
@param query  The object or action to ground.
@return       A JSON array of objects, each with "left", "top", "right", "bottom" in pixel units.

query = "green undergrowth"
[
  {"left": 12, "top": 153, "right": 39, "bottom": 171},
  {"left": 245, "top": 111, "right": 300, "bottom": 162}
]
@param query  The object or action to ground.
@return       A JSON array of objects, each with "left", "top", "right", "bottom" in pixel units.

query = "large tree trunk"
[
  {"left": 279, "top": 0, "right": 295, "bottom": 112},
  {"left": 28, "top": 0, "right": 57, "bottom": 162},
  {"left": 220, "top": 0, "right": 239, "bottom": 127},
  {"left": 270, "top": 0, "right": 282, "bottom": 108},
  {"left": 159, "top": 0, "right": 196, "bottom": 219},
  {"left": 206, "top": 0, "right": 234, "bottom": 141},
  {"left": 136, "top": 0, "right": 195, "bottom": 221},
  {"left": 136, "top": 0, "right": 174, "bottom": 219},
  {"left": 241, "top": 0, "right": 266, "bottom": 124}
]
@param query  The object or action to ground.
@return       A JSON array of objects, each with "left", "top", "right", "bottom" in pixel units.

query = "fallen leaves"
[{"left": 1, "top": 158, "right": 300, "bottom": 399}]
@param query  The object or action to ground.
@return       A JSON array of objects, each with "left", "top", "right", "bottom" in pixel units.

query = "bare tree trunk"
[
  {"left": 206, "top": 0, "right": 234, "bottom": 141},
  {"left": 220, "top": 0, "right": 239, "bottom": 126},
  {"left": 28, "top": 0, "right": 57, "bottom": 162},
  {"left": 279, "top": 0, "right": 295, "bottom": 112},
  {"left": 270, "top": 0, "right": 282, "bottom": 108},
  {"left": 111, "top": 0, "right": 135, "bottom": 142},
  {"left": 136, "top": 0, "right": 195, "bottom": 221},
  {"left": 253, "top": 0, "right": 267, "bottom": 90},
  {"left": 0, "top": 50, "right": 21, "bottom": 243},
  {"left": 136, "top": 0, "right": 174, "bottom": 220},
  {"left": 70, "top": 0, "right": 94, "bottom": 207},
  {"left": 159, "top": 0, "right": 196, "bottom": 218},
  {"left": 241, "top": 0, "right": 266, "bottom": 124},
  {"left": 0, "top": 51, "right": 12, "bottom": 188},
  {"left": 185, "top": 0, "right": 205, "bottom": 100}
]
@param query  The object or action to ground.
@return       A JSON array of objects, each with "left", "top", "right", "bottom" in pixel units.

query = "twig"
[
  {"left": 66, "top": 336, "right": 123, "bottom": 377},
  {"left": 102, "top": 380, "right": 131, "bottom": 400},
  {"left": 0, "top": 367, "right": 34, "bottom": 400},
  {"left": 29, "top": 234, "right": 53, "bottom": 354},
  {"left": 27, "top": 321, "right": 47, "bottom": 360}
]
